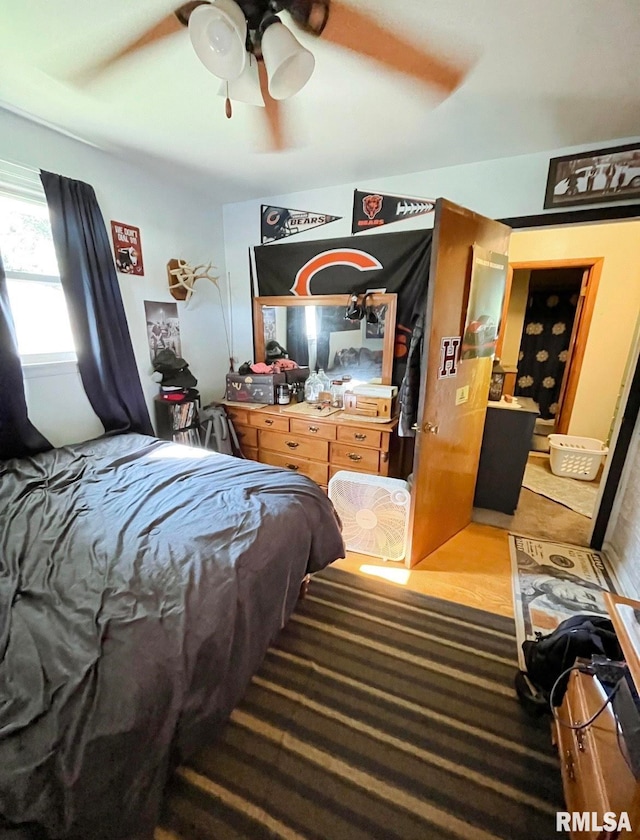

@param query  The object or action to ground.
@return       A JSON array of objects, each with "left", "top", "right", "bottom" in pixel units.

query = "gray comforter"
[{"left": 0, "top": 434, "right": 344, "bottom": 838}]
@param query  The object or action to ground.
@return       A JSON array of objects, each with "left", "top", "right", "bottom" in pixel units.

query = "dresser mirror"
[{"left": 253, "top": 294, "right": 397, "bottom": 385}]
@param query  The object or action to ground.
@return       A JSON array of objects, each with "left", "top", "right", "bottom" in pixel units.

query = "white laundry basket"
[{"left": 548, "top": 434, "right": 608, "bottom": 481}]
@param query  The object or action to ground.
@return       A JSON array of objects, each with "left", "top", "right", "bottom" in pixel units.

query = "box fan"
[{"left": 328, "top": 471, "right": 411, "bottom": 562}]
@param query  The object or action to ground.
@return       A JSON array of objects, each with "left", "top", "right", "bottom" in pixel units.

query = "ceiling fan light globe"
[
  {"left": 261, "top": 21, "right": 315, "bottom": 100},
  {"left": 188, "top": 1, "right": 247, "bottom": 82}
]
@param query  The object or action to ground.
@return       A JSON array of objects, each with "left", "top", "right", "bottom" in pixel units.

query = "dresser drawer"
[
  {"left": 226, "top": 407, "right": 249, "bottom": 426},
  {"left": 290, "top": 418, "right": 336, "bottom": 441},
  {"left": 260, "top": 429, "right": 329, "bottom": 461},
  {"left": 235, "top": 425, "right": 258, "bottom": 449},
  {"left": 249, "top": 413, "right": 289, "bottom": 432},
  {"left": 555, "top": 720, "right": 597, "bottom": 834},
  {"left": 331, "top": 442, "right": 380, "bottom": 473},
  {"left": 259, "top": 451, "right": 328, "bottom": 485},
  {"left": 336, "top": 425, "right": 382, "bottom": 449},
  {"left": 555, "top": 671, "right": 637, "bottom": 838},
  {"left": 571, "top": 673, "right": 636, "bottom": 816}
]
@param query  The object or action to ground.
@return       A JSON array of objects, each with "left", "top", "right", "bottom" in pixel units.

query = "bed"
[{"left": 0, "top": 433, "right": 344, "bottom": 839}]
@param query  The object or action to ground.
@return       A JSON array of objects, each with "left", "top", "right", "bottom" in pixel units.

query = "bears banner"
[
  {"left": 254, "top": 229, "right": 433, "bottom": 385},
  {"left": 352, "top": 190, "right": 435, "bottom": 234},
  {"left": 261, "top": 205, "right": 342, "bottom": 244}
]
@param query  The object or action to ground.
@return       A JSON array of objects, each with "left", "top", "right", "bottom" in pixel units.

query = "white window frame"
[{"left": 0, "top": 161, "right": 77, "bottom": 371}]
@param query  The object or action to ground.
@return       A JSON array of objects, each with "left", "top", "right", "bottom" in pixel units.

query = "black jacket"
[{"left": 398, "top": 313, "right": 424, "bottom": 437}]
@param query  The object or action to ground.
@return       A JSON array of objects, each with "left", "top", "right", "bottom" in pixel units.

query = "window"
[{"left": 0, "top": 192, "right": 75, "bottom": 364}]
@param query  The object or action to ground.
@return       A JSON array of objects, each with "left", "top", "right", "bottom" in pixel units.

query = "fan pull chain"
[{"left": 225, "top": 82, "right": 232, "bottom": 119}]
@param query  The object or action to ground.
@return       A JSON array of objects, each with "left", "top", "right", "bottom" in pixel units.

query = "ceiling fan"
[{"left": 81, "top": 0, "right": 468, "bottom": 151}]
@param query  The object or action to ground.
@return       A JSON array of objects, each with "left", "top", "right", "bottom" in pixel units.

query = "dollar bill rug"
[{"left": 509, "top": 534, "right": 619, "bottom": 669}]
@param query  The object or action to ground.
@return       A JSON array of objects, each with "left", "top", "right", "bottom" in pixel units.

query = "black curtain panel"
[
  {"left": 515, "top": 289, "right": 579, "bottom": 419},
  {"left": 40, "top": 171, "right": 153, "bottom": 437},
  {"left": 0, "top": 252, "right": 52, "bottom": 460}
]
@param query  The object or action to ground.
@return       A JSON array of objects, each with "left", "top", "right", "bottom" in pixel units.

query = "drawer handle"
[
  {"left": 354, "top": 433, "right": 367, "bottom": 441},
  {"left": 286, "top": 441, "right": 299, "bottom": 449},
  {"left": 308, "top": 426, "right": 319, "bottom": 433},
  {"left": 564, "top": 749, "right": 575, "bottom": 782},
  {"left": 348, "top": 453, "right": 363, "bottom": 462},
  {"left": 286, "top": 464, "right": 299, "bottom": 471},
  {"left": 264, "top": 419, "right": 274, "bottom": 426}
]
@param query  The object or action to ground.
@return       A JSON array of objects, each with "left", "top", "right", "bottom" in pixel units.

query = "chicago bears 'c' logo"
[
  {"left": 362, "top": 194, "right": 383, "bottom": 220},
  {"left": 290, "top": 249, "right": 383, "bottom": 296}
]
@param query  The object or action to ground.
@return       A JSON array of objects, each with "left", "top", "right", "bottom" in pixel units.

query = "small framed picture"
[
  {"left": 544, "top": 143, "right": 640, "bottom": 209},
  {"left": 365, "top": 304, "right": 387, "bottom": 339}
]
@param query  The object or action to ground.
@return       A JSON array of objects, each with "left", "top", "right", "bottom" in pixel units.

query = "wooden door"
[{"left": 407, "top": 199, "right": 511, "bottom": 566}]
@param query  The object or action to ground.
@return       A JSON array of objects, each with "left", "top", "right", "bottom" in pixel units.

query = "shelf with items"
[{"left": 154, "top": 392, "right": 201, "bottom": 445}]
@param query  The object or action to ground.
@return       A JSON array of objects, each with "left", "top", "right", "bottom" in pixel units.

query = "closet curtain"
[
  {"left": 515, "top": 289, "right": 578, "bottom": 420},
  {"left": 40, "top": 171, "right": 153, "bottom": 436},
  {"left": 0, "top": 252, "right": 52, "bottom": 460}
]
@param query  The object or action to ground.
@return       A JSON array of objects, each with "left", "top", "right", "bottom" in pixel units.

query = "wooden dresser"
[
  {"left": 224, "top": 402, "right": 398, "bottom": 492},
  {"left": 553, "top": 592, "right": 640, "bottom": 839}
]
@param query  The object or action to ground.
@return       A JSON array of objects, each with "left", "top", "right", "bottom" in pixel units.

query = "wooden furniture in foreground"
[
  {"left": 225, "top": 402, "right": 398, "bottom": 492},
  {"left": 553, "top": 592, "right": 640, "bottom": 839}
]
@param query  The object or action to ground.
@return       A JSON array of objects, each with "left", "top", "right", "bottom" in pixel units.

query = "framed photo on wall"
[
  {"left": 544, "top": 142, "right": 640, "bottom": 209},
  {"left": 365, "top": 303, "right": 388, "bottom": 339}
]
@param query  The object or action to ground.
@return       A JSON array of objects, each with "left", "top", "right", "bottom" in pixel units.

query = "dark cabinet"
[
  {"left": 473, "top": 398, "right": 539, "bottom": 514},
  {"left": 154, "top": 394, "right": 201, "bottom": 446}
]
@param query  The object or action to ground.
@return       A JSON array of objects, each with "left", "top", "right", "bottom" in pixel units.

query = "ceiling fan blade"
[
  {"left": 75, "top": 4, "right": 201, "bottom": 83},
  {"left": 322, "top": 1, "right": 467, "bottom": 95},
  {"left": 257, "top": 60, "right": 287, "bottom": 151},
  {"left": 284, "top": 0, "right": 330, "bottom": 36}
]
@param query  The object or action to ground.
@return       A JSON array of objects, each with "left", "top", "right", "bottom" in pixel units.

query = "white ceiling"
[{"left": 1, "top": 0, "right": 639, "bottom": 203}]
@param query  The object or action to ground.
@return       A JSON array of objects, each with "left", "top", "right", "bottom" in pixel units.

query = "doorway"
[
  {"left": 500, "top": 258, "right": 601, "bottom": 439},
  {"left": 494, "top": 258, "right": 603, "bottom": 542}
]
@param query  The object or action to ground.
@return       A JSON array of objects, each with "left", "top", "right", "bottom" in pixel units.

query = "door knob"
[{"left": 411, "top": 422, "right": 439, "bottom": 434}]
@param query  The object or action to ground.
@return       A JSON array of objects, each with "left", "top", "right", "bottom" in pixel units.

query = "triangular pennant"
[
  {"left": 352, "top": 190, "right": 435, "bottom": 234},
  {"left": 261, "top": 205, "right": 342, "bottom": 244}
]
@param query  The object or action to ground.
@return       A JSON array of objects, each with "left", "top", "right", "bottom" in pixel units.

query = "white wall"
[
  {"left": 604, "top": 415, "right": 640, "bottom": 596},
  {"left": 508, "top": 221, "right": 640, "bottom": 442},
  {"left": 0, "top": 108, "right": 228, "bottom": 447},
  {"left": 223, "top": 136, "right": 640, "bottom": 370}
]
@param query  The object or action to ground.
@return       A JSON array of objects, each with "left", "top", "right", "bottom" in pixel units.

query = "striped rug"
[{"left": 157, "top": 566, "right": 563, "bottom": 840}]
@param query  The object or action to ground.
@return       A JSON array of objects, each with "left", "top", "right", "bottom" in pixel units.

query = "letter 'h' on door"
[{"left": 439, "top": 336, "right": 461, "bottom": 379}]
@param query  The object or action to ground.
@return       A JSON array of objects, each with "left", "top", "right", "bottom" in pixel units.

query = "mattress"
[{"left": 0, "top": 434, "right": 344, "bottom": 838}]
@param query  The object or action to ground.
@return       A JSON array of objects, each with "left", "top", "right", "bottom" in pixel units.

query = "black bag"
[
  {"left": 516, "top": 614, "right": 622, "bottom": 714},
  {"left": 153, "top": 349, "right": 198, "bottom": 389}
]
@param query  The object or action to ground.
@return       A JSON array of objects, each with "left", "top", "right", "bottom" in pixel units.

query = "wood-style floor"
[{"left": 332, "top": 522, "right": 515, "bottom": 618}]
